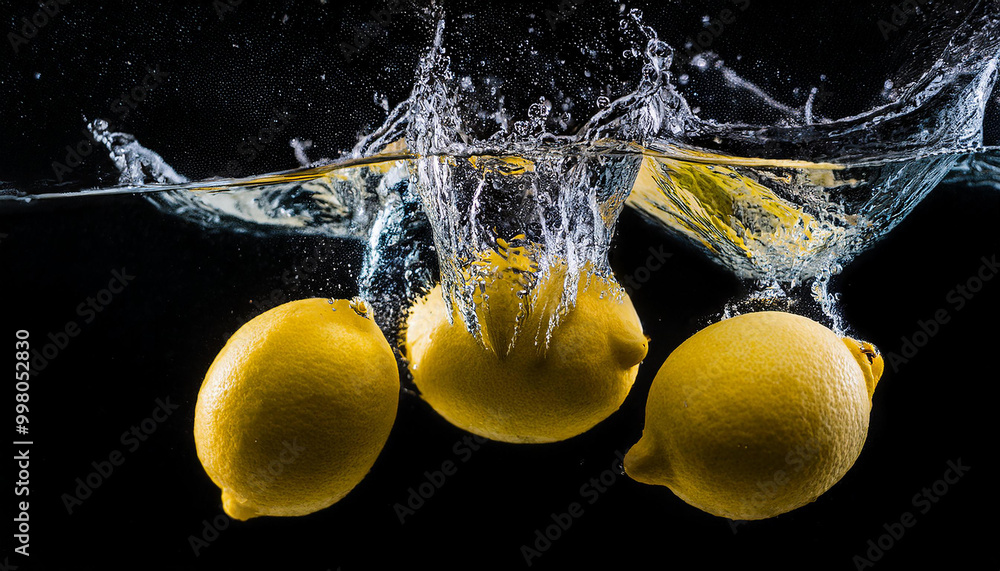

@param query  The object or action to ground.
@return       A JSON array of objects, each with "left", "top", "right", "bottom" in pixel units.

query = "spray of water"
[{"left": 6, "top": 3, "right": 1000, "bottom": 338}]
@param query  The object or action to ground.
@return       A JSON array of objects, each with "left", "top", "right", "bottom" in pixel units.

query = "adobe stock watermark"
[
  {"left": 681, "top": 0, "right": 751, "bottom": 64},
  {"left": 393, "top": 434, "right": 488, "bottom": 524},
  {"left": 339, "top": 0, "right": 410, "bottom": 62},
  {"left": 188, "top": 439, "right": 306, "bottom": 556},
  {"left": 260, "top": 243, "right": 326, "bottom": 309},
  {"left": 61, "top": 396, "right": 181, "bottom": 514},
  {"left": 812, "top": 84, "right": 835, "bottom": 108},
  {"left": 188, "top": 503, "right": 235, "bottom": 557},
  {"left": 543, "top": 0, "right": 593, "bottom": 31},
  {"left": 210, "top": 107, "right": 295, "bottom": 178},
  {"left": 877, "top": 0, "right": 974, "bottom": 41},
  {"left": 109, "top": 65, "right": 172, "bottom": 121},
  {"left": 213, "top": 0, "right": 242, "bottom": 20},
  {"left": 7, "top": 0, "right": 72, "bottom": 54},
  {"left": 29, "top": 268, "right": 135, "bottom": 376},
  {"left": 520, "top": 451, "right": 625, "bottom": 567},
  {"left": 877, "top": 0, "right": 931, "bottom": 40},
  {"left": 620, "top": 244, "right": 672, "bottom": 295},
  {"left": 728, "top": 438, "right": 821, "bottom": 534},
  {"left": 51, "top": 65, "right": 171, "bottom": 182},
  {"left": 885, "top": 254, "right": 998, "bottom": 373},
  {"left": 851, "top": 458, "right": 970, "bottom": 569}
]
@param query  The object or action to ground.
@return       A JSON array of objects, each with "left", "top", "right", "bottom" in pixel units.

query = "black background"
[{"left": 2, "top": 1, "right": 999, "bottom": 570}]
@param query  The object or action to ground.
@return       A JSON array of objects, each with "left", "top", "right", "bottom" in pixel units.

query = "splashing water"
[{"left": 5, "top": 4, "right": 1000, "bottom": 339}]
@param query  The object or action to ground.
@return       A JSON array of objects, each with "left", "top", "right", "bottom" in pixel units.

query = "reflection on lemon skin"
[
  {"left": 195, "top": 298, "right": 399, "bottom": 520},
  {"left": 626, "top": 311, "right": 883, "bottom": 520},
  {"left": 405, "top": 246, "right": 648, "bottom": 444}
]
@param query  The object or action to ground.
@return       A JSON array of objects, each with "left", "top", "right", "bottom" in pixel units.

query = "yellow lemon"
[
  {"left": 404, "top": 249, "right": 648, "bottom": 443},
  {"left": 194, "top": 298, "right": 399, "bottom": 520},
  {"left": 625, "top": 311, "right": 883, "bottom": 520}
]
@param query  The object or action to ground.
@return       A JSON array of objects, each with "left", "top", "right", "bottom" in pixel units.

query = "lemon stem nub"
[
  {"left": 624, "top": 436, "right": 669, "bottom": 485},
  {"left": 842, "top": 337, "right": 884, "bottom": 401},
  {"left": 222, "top": 490, "right": 259, "bottom": 521}
]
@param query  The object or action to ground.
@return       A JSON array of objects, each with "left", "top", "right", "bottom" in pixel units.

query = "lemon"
[
  {"left": 624, "top": 311, "right": 883, "bottom": 520},
  {"left": 194, "top": 298, "right": 399, "bottom": 520},
  {"left": 404, "top": 249, "right": 648, "bottom": 443}
]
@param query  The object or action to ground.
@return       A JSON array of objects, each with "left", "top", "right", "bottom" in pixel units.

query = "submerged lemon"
[
  {"left": 404, "top": 248, "right": 648, "bottom": 443},
  {"left": 625, "top": 311, "right": 883, "bottom": 520},
  {"left": 194, "top": 298, "right": 399, "bottom": 520}
]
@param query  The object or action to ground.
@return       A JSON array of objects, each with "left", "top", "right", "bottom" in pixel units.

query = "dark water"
[{"left": 2, "top": 1, "right": 999, "bottom": 569}]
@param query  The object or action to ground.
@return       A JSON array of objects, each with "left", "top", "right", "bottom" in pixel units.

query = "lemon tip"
[
  {"left": 842, "top": 336, "right": 883, "bottom": 400},
  {"left": 222, "top": 490, "right": 259, "bottom": 521}
]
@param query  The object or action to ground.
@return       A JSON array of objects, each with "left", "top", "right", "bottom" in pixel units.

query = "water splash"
[{"left": 6, "top": 3, "right": 1000, "bottom": 338}]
